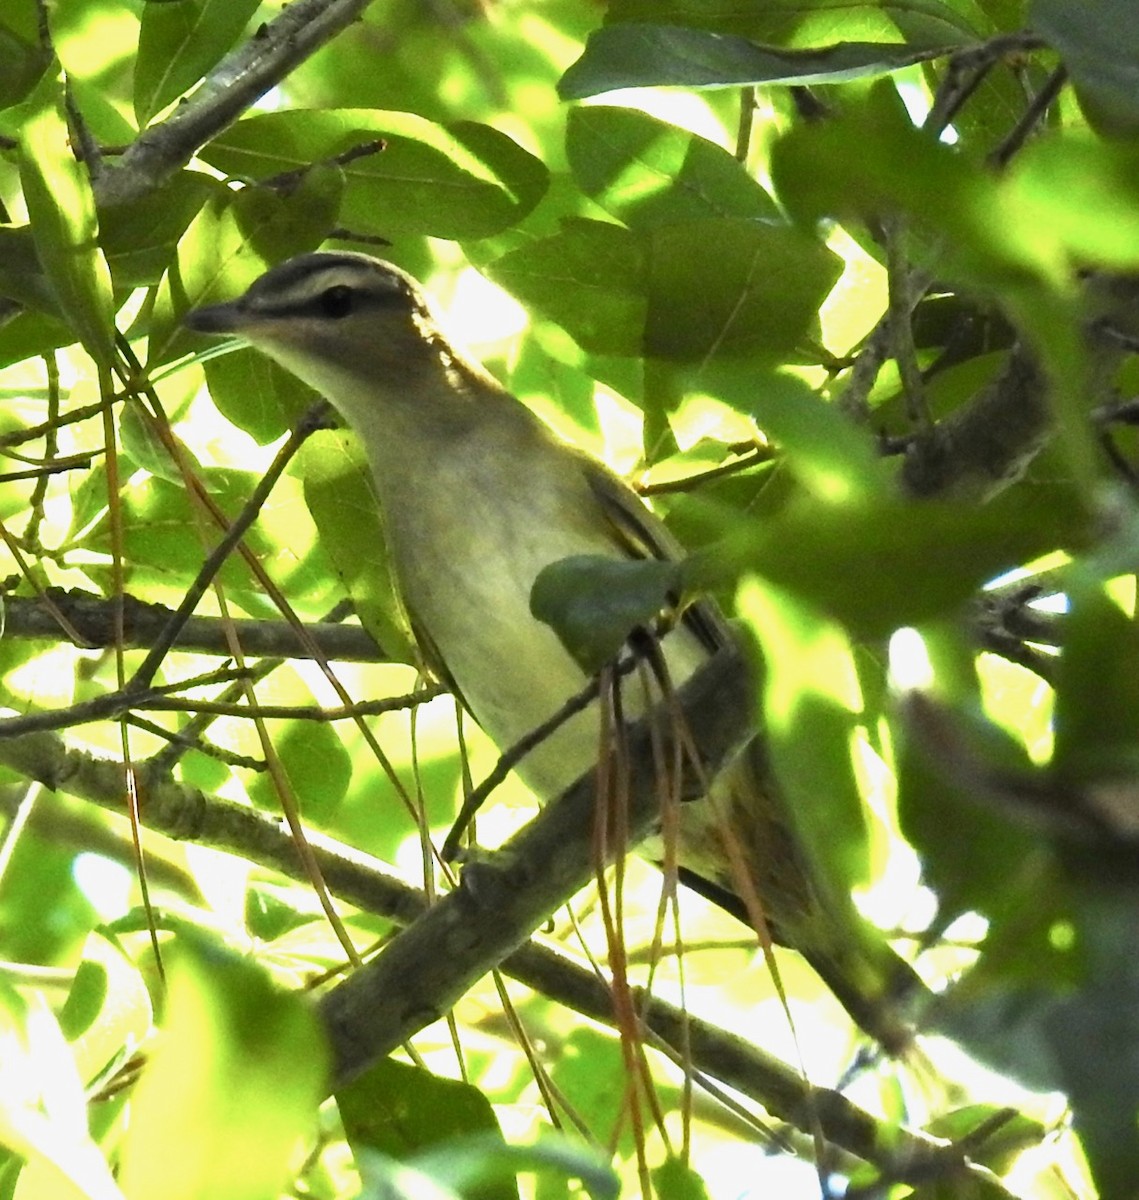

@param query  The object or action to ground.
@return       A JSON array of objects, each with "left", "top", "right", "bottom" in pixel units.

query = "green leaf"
[
  {"left": 736, "top": 579, "right": 873, "bottom": 894},
  {"left": 895, "top": 690, "right": 1042, "bottom": 920},
  {"left": 200, "top": 109, "right": 548, "bottom": 240},
  {"left": 530, "top": 554, "right": 680, "bottom": 674},
  {"left": 566, "top": 105, "right": 779, "bottom": 229},
  {"left": 19, "top": 71, "right": 116, "bottom": 366},
  {"left": 0, "top": 13, "right": 51, "bottom": 110},
  {"left": 60, "top": 933, "right": 153, "bottom": 1088},
  {"left": 248, "top": 715, "right": 352, "bottom": 822},
  {"left": 66, "top": 76, "right": 138, "bottom": 147},
  {"left": 1004, "top": 135, "right": 1139, "bottom": 269},
  {"left": 92, "top": 467, "right": 290, "bottom": 617},
  {"left": 118, "top": 933, "right": 327, "bottom": 1200},
  {"left": 0, "top": 224, "right": 58, "bottom": 316},
  {"left": 414, "top": 1134, "right": 618, "bottom": 1200},
  {"left": 202, "top": 345, "right": 315, "bottom": 446},
  {"left": 356, "top": 1154, "right": 463, "bottom": 1200},
  {"left": 935, "top": 889, "right": 1139, "bottom": 1198},
  {"left": 736, "top": 370, "right": 886, "bottom": 503},
  {"left": 651, "top": 1156, "right": 711, "bottom": 1200},
  {"left": 643, "top": 218, "right": 841, "bottom": 362},
  {"left": 924, "top": 1105, "right": 1048, "bottom": 1176},
  {"left": 492, "top": 215, "right": 839, "bottom": 373},
  {"left": 448, "top": 118, "right": 550, "bottom": 233},
  {"left": 337, "top": 1059, "right": 506, "bottom": 1175},
  {"left": 600, "top": 0, "right": 987, "bottom": 44},
  {"left": 0, "top": 832, "right": 95, "bottom": 964},
  {"left": 1055, "top": 893, "right": 1139, "bottom": 1199},
  {"left": 134, "top": 0, "right": 261, "bottom": 125},
  {"left": 1032, "top": 0, "right": 1139, "bottom": 139},
  {"left": 99, "top": 170, "right": 223, "bottom": 288},
  {"left": 1052, "top": 578, "right": 1139, "bottom": 782},
  {"left": 559, "top": 25, "right": 953, "bottom": 99},
  {"left": 118, "top": 396, "right": 202, "bottom": 483},
  {"left": 697, "top": 481, "right": 1091, "bottom": 639},
  {"left": 772, "top": 82, "right": 1106, "bottom": 493},
  {"left": 300, "top": 429, "right": 418, "bottom": 667},
  {"left": 486, "top": 219, "right": 646, "bottom": 357},
  {"left": 770, "top": 81, "right": 1044, "bottom": 284},
  {"left": 243, "top": 881, "right": 319, "bottom": 944}
]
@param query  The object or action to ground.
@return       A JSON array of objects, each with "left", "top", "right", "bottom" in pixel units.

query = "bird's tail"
[{"left": 674, "top": 740, "right": 928, "bottom": 1054}]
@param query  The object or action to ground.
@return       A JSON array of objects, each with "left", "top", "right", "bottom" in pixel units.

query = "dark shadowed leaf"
[
  {"left": 201, "top": 109, "right": 547, "bottom": 240},
  {"left": 19, "top": 73, "right": 115, "bottom": 366},
  {"left": 486, "top": 219, "right": 646, "bottom": 357},
  {"left": 644, "top": 219, "right": 841, "bottom": 362},
  {"left": 531, "top": 554, "right": 680, "bottom": 673},
  {"left": 338, "top": 1058, "right": 511, "bottom": 1199},
  {"left": 896, "top": 691, "right": 1043, "bottom": 920},
  {"left": 1052, "top": 576, "right": 1139, "bottom": 783},
  {"left": 936, "top": 889, "right": 1139, "bottom": 1198},
  {"left": 0, "top": 224, "right": 58, "bottom": 316},
  {"left": 1032, "top": 0, "right": 1139, "bottom": 138},
  {"left": 560, "top": 25, "right": 953, "bottom": 99},
  {"left": 99, "top": 170, "right": 223, "bottom": 288},
  {"left": 0, "top": 13, "right": 51, "bottom": 110}
]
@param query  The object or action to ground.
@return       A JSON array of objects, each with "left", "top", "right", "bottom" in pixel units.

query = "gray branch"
[
  {"left": 0, "top": 662, "right": 1014, "bottom": 1188},
  {"left": 901, "top": 344, "right": 1051, "bottom": 500},
  {"left": 900, "top": 276, "right": 1139, "bottom": 502},
  {"left": 96, "top": 0, "right": 378, "bottom": 208},
  {"left": 2, "top": 590, "right": 386, "bottom": 663},
  {"left": 317, "top": 644, "right": 758, "bottom": 1084}
]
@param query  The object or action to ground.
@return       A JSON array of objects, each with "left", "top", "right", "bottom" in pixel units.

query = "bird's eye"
[{"left": 319, "top": 285, "right": 354, "bottom": 318}]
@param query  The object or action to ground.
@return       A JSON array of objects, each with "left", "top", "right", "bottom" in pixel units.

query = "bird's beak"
[{"left": 183, "top": 300, "right": 246, "bottom": 335}]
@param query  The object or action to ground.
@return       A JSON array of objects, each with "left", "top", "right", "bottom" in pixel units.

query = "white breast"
[{"left": 370, "top": 420, "right": 707, "bottom": 799}]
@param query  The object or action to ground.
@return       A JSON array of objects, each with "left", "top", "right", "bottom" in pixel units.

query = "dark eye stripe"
[
  {"left": 318, "top": 285, "right": 354, "bottom": 318},
  {"left": 251, "top": 278, "right": 411, "bottom": 320},
  {"left": 240, "top": 253, "right": 416, "bottom": 320}
]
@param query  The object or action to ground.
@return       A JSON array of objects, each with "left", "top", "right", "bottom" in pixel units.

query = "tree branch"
[
  {"left": 1, "top": 590, "right": 387, "bottom": 663},
  {"left": 901, "top": 344, "right": 1051, "bottom": 499},
  {"left": 901, "top": 275, "right": 1139, "bottom": 501},
  {"left": 0, "top": 659, "right": 1014, "bottom": 1189},
  {"left": 318, "top": 643, "right": 756, "bottom": 1082},
  {"left": 95, "top": 0, "right": 378, "bottom": 208}
]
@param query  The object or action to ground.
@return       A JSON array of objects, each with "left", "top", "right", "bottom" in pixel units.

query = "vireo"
[{"left": 184, "top": 251, "right": 921, "bottom": 1049}]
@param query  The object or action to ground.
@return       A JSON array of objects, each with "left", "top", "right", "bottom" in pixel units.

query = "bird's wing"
[
  {"left": 403, "top": 609, "right": 474, "bottom": 709},
  {"left": 582, "top": 456, "right": 729, "bottom": 657}
]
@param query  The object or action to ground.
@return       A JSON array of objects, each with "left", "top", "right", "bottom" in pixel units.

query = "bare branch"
[
  {"left": 96, "top": 0, "right": 378, "bottom": 208},
  {"left": 900, "top": 344, "right": 1051, "bottom": 499},
  {"left": 0, "top": 590, "right": 388, "bottom": 663},
  {"left": 318, "top": 644, "right": 753, "bottom": 1081}
]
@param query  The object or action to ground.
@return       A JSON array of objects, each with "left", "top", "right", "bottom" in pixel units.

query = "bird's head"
[{"left": 184, "top": 251, "right": 474, "bottom": 410}]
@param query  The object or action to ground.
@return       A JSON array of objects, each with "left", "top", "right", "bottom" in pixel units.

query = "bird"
[{"left": 184, "top": 250, "right": 923, "bottom": 1050}]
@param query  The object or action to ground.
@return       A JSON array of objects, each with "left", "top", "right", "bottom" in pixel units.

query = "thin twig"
[
  {"left": 128, "top": 403, "right": 329, "bottom": 690},
  {"left": 637, "top": 445, "right": 775, "bottom": 497},
  {"left": 734, "top": 87, "right": 757, "bottom": 162},
  {"left": 989, "top": 66, "right": 1068, "bottom": 169}
]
